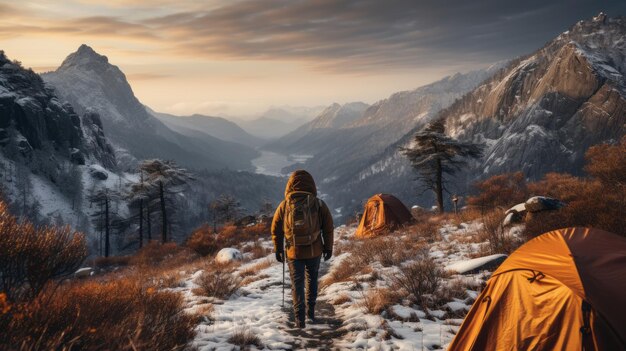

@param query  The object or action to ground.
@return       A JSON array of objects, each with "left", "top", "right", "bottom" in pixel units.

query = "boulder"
[
  {"left": 525, "top": 196, "right": 565, "bottom": 213},
  {"left": 74, "top": 267, "right": 93, "bottom": 278},
  {"left": 215, "top": 248, "right": 243, "bottom": 264}
]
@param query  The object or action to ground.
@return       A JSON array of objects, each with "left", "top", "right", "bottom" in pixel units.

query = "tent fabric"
[
  {"left": 448, "top": 227, "right": 626, "bottom": 351},
  {"left": 355, "top": 194, "right": 413, "bottom": 238}
]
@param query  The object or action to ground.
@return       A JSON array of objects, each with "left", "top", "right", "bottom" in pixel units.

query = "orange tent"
[
  {"left": 448, "top": 227, "right": 626, "bottom": 351},
  {"left": 355, "top": 194, "right": 413, "bottom": 238}
]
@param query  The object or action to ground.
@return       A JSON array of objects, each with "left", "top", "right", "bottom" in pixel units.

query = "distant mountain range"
[
  {"left": 232, "top": 106, "right": 324, "bottom": 140},
  {"left": 149, "top": 108, "right": 264, "bottom": 148},
  {"left": 42, "top": 45, "right": 258, "bottom": 171}
]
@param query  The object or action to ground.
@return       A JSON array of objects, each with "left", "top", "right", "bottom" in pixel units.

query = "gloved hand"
[
  {"left": 323, "top": 250, "right": 332, "bottom": 261},
  {"left": 275, "top": 251, "right": 284, "bottom": 263}
]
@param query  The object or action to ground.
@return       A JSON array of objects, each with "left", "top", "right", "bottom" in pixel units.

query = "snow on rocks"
[
  {"left": 74, "top": 267, "right": 94, "bottom": 278},
  {"left": 215, "top": 248, "right": 243, "bottom": 264},
  {"left": 445, "top": 254, "right": 508, "bottom": 274}
]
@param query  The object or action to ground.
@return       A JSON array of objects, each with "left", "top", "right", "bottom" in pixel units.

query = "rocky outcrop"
[{"left": 0, "top": 50, "right": 115, "bottom": 167}]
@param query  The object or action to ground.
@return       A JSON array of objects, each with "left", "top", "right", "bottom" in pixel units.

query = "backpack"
[{"left": 284, "top": 191, "right": 322, "bottom": 247}]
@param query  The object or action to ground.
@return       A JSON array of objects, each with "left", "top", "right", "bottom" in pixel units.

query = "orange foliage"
[
  {"left": 129, "top": 241, "right": 197, "bottom": 268},
  {"left": 0, "top": 276, "right": 196, "bottom": 350},
  {"left": 467, "top": 172, "right": 529, "bottom": 210},
  {"left": 186, "top": 224, "right": 219, "bottom": 256},
  {"left": 523, "top": 138, "right": 626, "bottom": 238},
  {"left": 0, "top": 201, "right": 86, "bottom": 301}
]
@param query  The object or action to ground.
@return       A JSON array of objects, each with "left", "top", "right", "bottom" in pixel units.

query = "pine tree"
[
  {"left": 88, "top": 188, "right": 120, "bottom": 257},
  {"left": 139, "top": 160, "right": 193, "bottom": 243},
  {"left": 127, "top": 171, "right": 154, "bottom": 249},
  {"left": 401, "top": 120, "right": 483, "bottom": 213}
]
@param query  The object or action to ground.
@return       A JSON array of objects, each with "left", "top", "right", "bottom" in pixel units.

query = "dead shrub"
[
  {"left": 186, "top": 224, "right": 219, "bottom": 256},
  {"left": 193, "top": 265, "right": 241, "bottom": 299},
  {"left": 360, "top": 287, "right": 402, "bottom": 315},
  {"left": 438, "top": 277, "right": 481, "bottom": 303},
  {"left": 407, "top": 220, "right": 440, "bottom": 243},
  {"left": 0, "top": 201, "right": 86, "bottom": 301},
  {"left": 0, "top": 276, "right": 196, "bottom": 350},
  {"left": 354, "top": 237, "right": 409, "bottom": 267},
  {"left": 321, "top": 254, "right": 367, "bottom": 288},
  {"left": 242, "top": 241, "right": 271, "bottom": 260},
  {"left": 478, "top": 210, "right": 522, "bottom": 254},
  {"left": 391, "top": 255, "right": 443, "bottom": 308},
  {"left": 228, "top": 327, "right": 262, "bottom": 350}
]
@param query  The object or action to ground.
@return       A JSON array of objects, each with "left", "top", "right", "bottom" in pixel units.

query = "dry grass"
[
  {"left": 332, "top": 293, "right": 352, "bottom": 305},
  {"left": 0, "top": 276, "right": 196, "bottom": 350},
  {"left": 242, "top": 241, "right": 272, "bottom": 260},
  {"left": 353, "top": 237, "right": 410, "bottom": 267},
  {"left": 129, "top": 241, "right": 198, "bottom": 268},
  {"left": 193, "top": 264, "right": 242, "bottom": 299},
  {"left": 227, "top": 327, "right": 263, "bottom": 350},
  {"left": 239, "top": 258, "right": 272, "bottom": 278},
  {"left": 320, "top": 254, "right": 367, "bottom": 289},
  {"left": 360, "top": 287, "right": 402, "bottom": 315}
]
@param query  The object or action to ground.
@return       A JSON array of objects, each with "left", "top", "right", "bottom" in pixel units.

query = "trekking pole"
[{"left": 282, "top": 241, "right": 285, "bottom": 308}]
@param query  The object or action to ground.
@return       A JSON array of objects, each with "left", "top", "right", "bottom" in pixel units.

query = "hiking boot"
[{"left": 295, "top": 319, "right": 306, "bottom": 329}]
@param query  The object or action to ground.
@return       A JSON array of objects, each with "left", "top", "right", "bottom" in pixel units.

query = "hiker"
[{"left": 272, "top": 170, "right": 334, "bottom": 329}]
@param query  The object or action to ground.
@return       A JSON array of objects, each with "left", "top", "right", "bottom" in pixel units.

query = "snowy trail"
[{"left": 181, "top": 252, "right": 345, "bottom": 350}]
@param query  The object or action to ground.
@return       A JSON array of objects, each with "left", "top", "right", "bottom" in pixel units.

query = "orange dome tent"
[
  {"left": 355, "top": 194, "right": 413, "bottom": 238},
  {"left": 448, "top": 227, "right": 626, "bottom": 351}
]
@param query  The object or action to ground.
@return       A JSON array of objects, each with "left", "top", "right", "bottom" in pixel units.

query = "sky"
[{"left": 1, "top": 0, "right": 625, "bottom": 118}]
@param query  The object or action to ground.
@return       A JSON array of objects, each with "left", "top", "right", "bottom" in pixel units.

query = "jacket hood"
[{"left": 285, "top": 169, "right": 317, "bottom": 197}]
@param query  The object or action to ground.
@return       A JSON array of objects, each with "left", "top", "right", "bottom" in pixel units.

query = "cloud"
[
  {"left": 126, "top": 72, "right": 171, "bottom": 80},
  {"left": 2, "top": 0, "right": 625, "bottom": 72}
]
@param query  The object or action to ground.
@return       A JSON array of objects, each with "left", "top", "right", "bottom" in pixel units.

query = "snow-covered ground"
[{"left": 174, "top": 220, "right": 505, "bottom": 350}]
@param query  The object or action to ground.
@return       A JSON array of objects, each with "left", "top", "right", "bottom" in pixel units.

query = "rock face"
[
  {"left": 43, "top": 44, "right": 259, "bottom": 171},
  {"left": 336, "top": 14, "right": 626, "bottom": 219},
  {"left": 0, "top": 50, "right": 115, "bottom": 167},
  {"left": 442, "top": 14, "right": 626, "bottom": 180}
]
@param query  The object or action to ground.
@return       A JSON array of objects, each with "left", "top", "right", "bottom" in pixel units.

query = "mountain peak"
[{"left": 59, "top": 44, "right": 109, "bottom": 69}]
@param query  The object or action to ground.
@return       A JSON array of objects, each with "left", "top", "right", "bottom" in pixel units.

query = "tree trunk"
[
  {"left": 105, "top": 197, "right": 110, "bottom": 257},
  {"left": 435, "top": 158, "right": 444, "bottom": 214},
  {"left": 147, "top": 206, "right": 152, "bottom": 241},
  {"left": 159, "top": 181, "right": 167, "bottom": 243},
  {"left": 138, "top": 199, "right": 143, "bottom": 249}
]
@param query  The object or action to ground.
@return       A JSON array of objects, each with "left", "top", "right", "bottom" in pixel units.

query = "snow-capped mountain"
[
  {"left": 339, "top": 13, "right": 626, "bottom": 218},
  {"left": 43, "top": 45, "right": 258, "bottom": 171}
]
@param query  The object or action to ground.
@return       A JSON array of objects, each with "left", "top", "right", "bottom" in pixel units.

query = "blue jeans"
[{"left": 287, "top": 255, "right": 321, "bottom": 325}]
